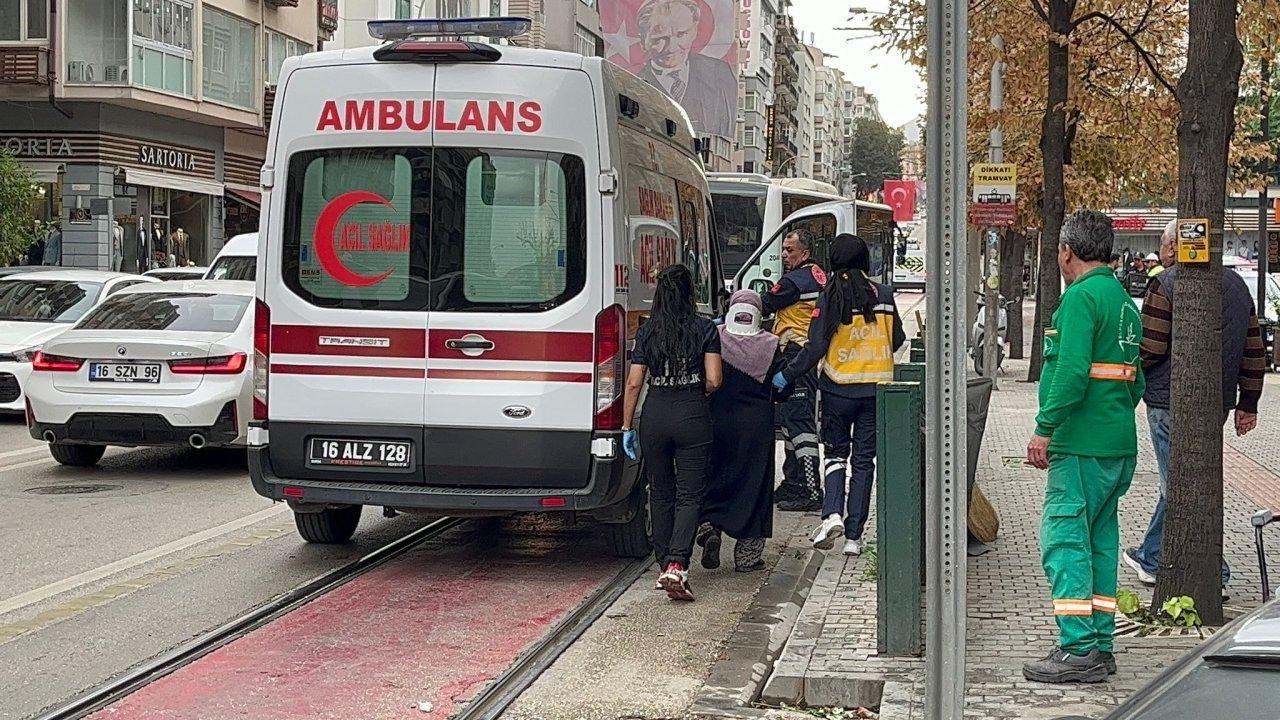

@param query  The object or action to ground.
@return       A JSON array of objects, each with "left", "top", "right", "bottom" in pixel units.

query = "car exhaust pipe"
[
  {"left": 42, "top": 430, "right": 56, "bottom": 443},
  {"left": 188, "top": 433, "right": 207, "bottom": 449}
]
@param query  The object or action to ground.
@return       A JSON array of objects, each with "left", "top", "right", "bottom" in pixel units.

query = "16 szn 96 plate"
[{"left": 307, "top": 438, "right": 413, "bottom": 469}]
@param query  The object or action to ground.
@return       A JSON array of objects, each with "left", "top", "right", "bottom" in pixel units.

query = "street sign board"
[
  {"left": 1177, "top": 218, "right": 1210, "bottom": 264},
  {"left": 968, "top": 203, "right": 1017, "bottom": 227},
  {"left": 971, "top": 163, "right": 1017, "bottom": 204}
]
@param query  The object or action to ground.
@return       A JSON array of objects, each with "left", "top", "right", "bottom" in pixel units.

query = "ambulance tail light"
[
  {"left": 593, "top": 304, "right": 625, "bottom": 431},
  {"left": 253, "top": 299, "right": 270, "bottom": 421}
]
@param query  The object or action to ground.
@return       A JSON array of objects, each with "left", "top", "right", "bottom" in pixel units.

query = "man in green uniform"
[{"left": 1024, "top": 209, "right": 1144, "bottom": 684}]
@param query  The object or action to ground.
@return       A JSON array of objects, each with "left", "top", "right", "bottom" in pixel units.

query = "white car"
[
  {"left": 205, "top": 232, "right": 256, "bottom": 281},
  {"left": 0, "top": 270, "right": 158, "bottom": 414},
  {"left": 25, "top": 280, "right": 256, "bottom": 466},
  {"left": 144, "top": 266, "right": 210, "bottom": 281}
]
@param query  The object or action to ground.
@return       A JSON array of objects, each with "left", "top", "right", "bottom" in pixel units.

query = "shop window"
[
  {"left": 0, "top": 0, "right": 46, "bottom": 42},
  {"left": 202, "top": 7, "right": 256, "bottom": 110},
  {"left": 266, "top": 31, "right": 309, "bottom": 85},
  {"left": 65, "top": 0, "right": 128, "bottom": 84}
]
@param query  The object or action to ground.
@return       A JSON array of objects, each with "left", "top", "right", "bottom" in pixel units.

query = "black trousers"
[
  {"left": 820, "top": 392, "right": 878, "bottom": 540},
  {"left": 778, "top": 343, "right": 821, "bottom": 497},
  {"left": 641, "top": 388, "right": 712, "bottom": 568}
]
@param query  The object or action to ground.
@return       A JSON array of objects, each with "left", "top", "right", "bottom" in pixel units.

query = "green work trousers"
[{"left": 1040, "top": 453, "right": 1136, "bottom": 654}]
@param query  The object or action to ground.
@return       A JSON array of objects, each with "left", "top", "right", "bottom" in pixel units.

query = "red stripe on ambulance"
[
  {"left": 316, "top": 99, "right": 542, "bottom": 133},
  {"left": 271, "top": 325, "right": 426, "bottom": 358},
  {"left": 427, "top": 330, "right": 593, "bottom": 362}
]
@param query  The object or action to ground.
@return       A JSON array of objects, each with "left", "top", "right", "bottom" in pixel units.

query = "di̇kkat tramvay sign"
[{"left": 968, "top": 162, "right": 1018, "bottom": 227}]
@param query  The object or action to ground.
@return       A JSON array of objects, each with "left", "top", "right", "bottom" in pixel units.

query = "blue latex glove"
[
  {"left": 622, "top": 429, "right": 639, "bottom": 460},
  {"left": 771, "top": 372, "right": 787, "bottom": 390},
  {"left": 712, "top": 316, "right": 725, "bottom": 326}
]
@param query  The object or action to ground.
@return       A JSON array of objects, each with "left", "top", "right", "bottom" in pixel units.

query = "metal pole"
[
  {"left": 982, "top": 35, "right": 1005, "bottom": 385},
  {"left": 1259, "top": 57, "right": 1271, "bottom": 317},
  {"left": 925, "top": 0, "right": 968, "bottom": 714}
]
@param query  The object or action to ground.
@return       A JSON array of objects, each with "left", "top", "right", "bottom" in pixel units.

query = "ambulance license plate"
[{"left": 308, "top": 438, "right": 412, "bottom": 469}]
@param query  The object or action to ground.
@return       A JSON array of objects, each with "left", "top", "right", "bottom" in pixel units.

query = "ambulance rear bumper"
[{"left": 248, "top": 429, "right": 640, "bottom": 517}]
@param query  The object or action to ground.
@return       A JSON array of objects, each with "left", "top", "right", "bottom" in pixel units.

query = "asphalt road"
[{"left": 0, "top": 415, "right": 435, "bottom": 720}]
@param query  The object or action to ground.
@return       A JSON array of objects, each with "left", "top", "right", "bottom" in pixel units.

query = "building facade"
[
  {"left": 0, "top": 0, "right": 328, "bottom": 270},
  {"left": 769, "top": 3, "right": 801, "bottom": 177},
  {"left": 810, "top": 51, "right": 844, "bottom": 188},
  {"left": 899, "top": 115, "right": 924, "bottom": 181},
  {"left": 732, "top": 0, "right": 776, "bottom": 175},
  {"left": 792, "top": 39, "right": 816, "bottom": 179}
]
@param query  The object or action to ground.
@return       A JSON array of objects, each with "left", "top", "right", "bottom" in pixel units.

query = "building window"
[
  {"left": 202, "top": 7, "right": 257, "bottom": 109},
  {"left": 743, "top": 91, "right": 758, "bottom": 113},
  {"left": 0, "top": 0, "right": 46, "bottom": 41},
  {"left": 743, "top": 127, "right": 757, "bottom": 148},
  {"left": 128, "top": 0, "right": 194, "bottom": 95},
  {"left": 266, "top": 31, "right": 309, "bottom": 85},
  {"left": 66, "top": 1, "right": 128, "bottom": 85},
  {"left": 395, "top": 0, "right": 412, "bottom": 18},
  {"left": 575, "top": 24, "right": 601, "bottom": 57}
]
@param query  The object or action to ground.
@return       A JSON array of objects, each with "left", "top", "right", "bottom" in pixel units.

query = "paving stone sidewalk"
[{"left": 755, "top": 310, "right": 1280, "bottom": 719}]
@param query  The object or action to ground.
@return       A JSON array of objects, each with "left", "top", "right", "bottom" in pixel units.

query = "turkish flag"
[{"left": 883, "top": 180, "right": 916, "bottom": 222}]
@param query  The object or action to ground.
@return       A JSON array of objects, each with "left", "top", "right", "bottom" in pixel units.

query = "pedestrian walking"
[
  {"left": 1123, "top": 221, "right": 1265, "bottom": 588},
  {"left": 774, "top": 234, "right": 905, "bottom": 556},
  {"left": 1022, "top": 210, "right": 1144, "bottom": 684},
  {"left": 697, "top": 289, "right": 790, "bottom": 573},
  {"left": 620, "top": 265, "right": 723, "bottom": 601},
  {"left": 762, "top": 230, "right": 827, "bottom": 512},
  {"left": 1143, "top": 252, "right": 1165, "bottom": 278}
]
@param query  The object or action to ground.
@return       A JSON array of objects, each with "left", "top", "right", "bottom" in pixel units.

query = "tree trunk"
[
  {"left": 1028, "top": 1, "right": 1073, "bottom": 382},
  {"left": 1001, "top": 230, "right": 1027, "bottom": 358},
  {"left": 1152, "top": 0, "right": 1243, "bottom": 626}
]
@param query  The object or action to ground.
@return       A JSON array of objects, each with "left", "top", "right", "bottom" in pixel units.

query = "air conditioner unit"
[
  {"left": 104, "top": 64, "right": 127, "bottom": 83},
  {"left": 66, "top": 61, "right": 86, "bottom": 83}
]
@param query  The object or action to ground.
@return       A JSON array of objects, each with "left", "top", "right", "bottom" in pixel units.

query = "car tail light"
[
  {"left": 169, "top": 353, "right": 247, "bottom": 374},
  {"left": 593, "top": 304, "right": 625, "bottom": 431},
  {"left": 32, "top": 351, "right": 83, "bottom": 372},
  {"left": 254, "top": 299, "right": 270, "bottom": 421}
]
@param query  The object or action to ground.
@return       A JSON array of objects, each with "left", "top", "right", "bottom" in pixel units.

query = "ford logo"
[
  {"left": 116, "top": 346, "right": 127, "bottom": 356},
  {"left": 503, "top": 406, "right": 532, "bottom": 419}
]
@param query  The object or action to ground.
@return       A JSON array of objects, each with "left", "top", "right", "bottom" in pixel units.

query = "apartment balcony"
[
  {"left": 0, "top": 46, "right": 50, "bottom": 85},
  {"left": 265, "top": 0, "right": 300, "bottom": 6},
  {"left": 263, "top": 85, "right": 277, "bottom": 130}
]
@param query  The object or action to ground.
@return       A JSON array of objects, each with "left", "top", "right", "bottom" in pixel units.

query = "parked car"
[
  {"left": 25, "top": 280, "right": 256, "bottom": 466},
  {"left": 0, "top": 266, "right": 53, "bottom": 279},
  {"left": 205, "top": 233, "right": 256, "bottom": 281},
  {"left": 0, "top": 271, "right": 159, "bottom": 414},
  {"left": 144, "top": 266, "right": 210, "bottom": 282}
]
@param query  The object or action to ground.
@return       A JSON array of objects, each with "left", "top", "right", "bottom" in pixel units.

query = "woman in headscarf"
[
  {"left": 774, "top": 234, "right": 906, "bottom": 555},
  {"left": 696, "top": 289, "right": 790, "bottom": 572}
]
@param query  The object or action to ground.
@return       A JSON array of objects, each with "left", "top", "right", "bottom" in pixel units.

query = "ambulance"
[{"left": 248, "top": 18, "right": 722, "bottom": 555}]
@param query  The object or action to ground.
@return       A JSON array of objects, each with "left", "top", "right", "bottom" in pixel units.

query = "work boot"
[
  {"left": 696, "top": 523, "right": 722, "bottom": 570},
  {"left": 778, "top": 487, "right": 823, "bottom": 513},
  {"left": 1098, "top": 651, "right": 1117, "bottom": 675},
  {"left": 1022, "top": 646, "right": 1108, "bottom": 683},
  {"left": 774, "top": 483, "right": 805, "bottom": 505}
]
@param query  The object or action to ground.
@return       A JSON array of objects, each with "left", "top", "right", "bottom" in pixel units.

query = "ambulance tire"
[
  {"left": 294, "top": 505, "right": 362, "bottom": 544},
  {"left": 607, "top": 486, "right": 652, "bottom": 559},
  {"left": 48, "top": 442, "right": 105, "bottom": 467}
]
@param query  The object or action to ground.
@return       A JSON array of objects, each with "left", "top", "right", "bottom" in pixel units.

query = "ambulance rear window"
[{"left": 280, "top": 148, "right": 585, "bottom": 312}]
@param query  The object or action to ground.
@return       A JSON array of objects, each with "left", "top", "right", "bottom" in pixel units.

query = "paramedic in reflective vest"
[
  {"left": 762, "top": 229, "right": 827, "bottom": 512},
  {"left": 1023, "top": 210, "right": 1144, "bottom": 684},
  {"left": 774, "top": 234, "right": 904, "bottom": 555}
]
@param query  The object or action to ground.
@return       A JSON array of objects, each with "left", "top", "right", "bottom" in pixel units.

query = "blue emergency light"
[{"left": 368, "top": 17, "right": 532, "bottom": 41}]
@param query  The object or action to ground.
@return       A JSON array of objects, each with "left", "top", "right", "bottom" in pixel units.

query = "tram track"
[{"left": 29, "top": 515, "right": 649, "bottom": 720}]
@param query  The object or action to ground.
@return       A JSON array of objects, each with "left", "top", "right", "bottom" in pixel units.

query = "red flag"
[{"left": 883, "top": 180, "right": 916, "bottom": 222}]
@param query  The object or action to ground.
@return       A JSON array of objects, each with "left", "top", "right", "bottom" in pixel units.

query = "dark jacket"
[
  {"left": 761, "top": 259, "right": 827, "bottom": 346},
  {"left": 1140, "top": 266, "right": 1266, "bottom": 413},
  {"left": 782, "top": 280, "right": 906, "bottom": 398}
]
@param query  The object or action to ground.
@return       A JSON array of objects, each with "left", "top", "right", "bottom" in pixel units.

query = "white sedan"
[
  {"left": 25, "top": 280, "right": 255, "bottom": 466},
  {"left": 0, "top": 270, "right": 158, "bottom": 414}
]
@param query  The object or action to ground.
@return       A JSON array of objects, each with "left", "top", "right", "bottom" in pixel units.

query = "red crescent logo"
[{"left": 313, "top": 190, "right": 398, "bottom": 288}]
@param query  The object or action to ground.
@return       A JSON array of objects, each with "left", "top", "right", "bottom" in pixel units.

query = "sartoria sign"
[
  {"left": 137, "top": 144, "right": 197, "bottom": 172},
  {"left": 1, "top": 137, "right": 73, "bottom": 157}
]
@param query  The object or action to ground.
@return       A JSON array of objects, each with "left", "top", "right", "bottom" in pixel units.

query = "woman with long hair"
[
  {"left": 773, "top": 234, "right": 905, "bottom": 555},
  {"left": 696, "top": 289, "right": 790, "bottom": 573},
  {"left": 621, "top": 264, "right": 723, "bottom": 601}
]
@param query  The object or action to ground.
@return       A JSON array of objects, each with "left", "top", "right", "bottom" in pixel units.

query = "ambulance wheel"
[
  {"left": 48, "top": 442, "right": 105, "bottom": 467},
  {"left": 295, "top": 505, "right": 362, "bottom": 544},
  {"left": 607, "top": 487, "right": 652, "bottom": 559}
]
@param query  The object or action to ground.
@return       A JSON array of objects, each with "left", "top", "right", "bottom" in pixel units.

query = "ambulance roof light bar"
[{"left": 367, "top": 17, "right": 532, "bottom": 42}]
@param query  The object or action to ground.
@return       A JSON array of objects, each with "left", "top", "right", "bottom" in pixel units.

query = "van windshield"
[
  {"left": 281, "top": 147, "right": 587, "bottom": 312},
  {"left": 710, "top": 185, "right": 767, "bottom": 279}
]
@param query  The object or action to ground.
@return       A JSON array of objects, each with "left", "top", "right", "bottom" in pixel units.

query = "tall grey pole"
[
  {"left": 1258, "top": 57, "right": 1270, "bottom": 318},
  {"left": 981, "top": 35, "right": 1005, "bottom": 385},
  {"left": 924, "top": 0, "right": 968, "bottom": 715}
]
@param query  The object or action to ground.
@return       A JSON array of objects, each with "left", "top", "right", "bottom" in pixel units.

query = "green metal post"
[{"left": 876, "top": 381, "right": 924, "bottom": 655}]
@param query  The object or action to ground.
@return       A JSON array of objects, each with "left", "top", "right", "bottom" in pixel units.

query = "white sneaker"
[
  {"left": 843, "top": 539, "right": 862, "bottom": 556},
  {"left": 1122, "top": 548, "right": 1156, "bottom": 585},
  {"left": 810, "top": 514, "right": 843, "bottom": 551}
]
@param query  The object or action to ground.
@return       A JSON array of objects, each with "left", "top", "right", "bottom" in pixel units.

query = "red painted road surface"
[{"left": 90, "top": 519, "right": 622, "bottom": 720}]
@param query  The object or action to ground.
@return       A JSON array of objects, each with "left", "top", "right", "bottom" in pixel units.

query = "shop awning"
[
  {"left": 226, "top": 187, "right": 261, "bottom": 208},
  {"left": 122, "top": 167, "right": 224, "bottom": 197}
]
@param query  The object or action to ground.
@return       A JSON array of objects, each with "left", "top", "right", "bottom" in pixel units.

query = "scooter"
[
  {"left": 971, "top": 291, "right": 1009, "bottom": 375},
  {"left": 1253, "top": 509, "right": 1279, "bottom": 601}
]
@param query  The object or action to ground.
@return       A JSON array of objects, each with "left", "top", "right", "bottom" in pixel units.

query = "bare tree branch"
[
  {"left": 1029, "top": 0, "right": 1050, "bottom": 24},
  {"left": 1072, "top": 10, "right": 1179, "bottom": 97}
]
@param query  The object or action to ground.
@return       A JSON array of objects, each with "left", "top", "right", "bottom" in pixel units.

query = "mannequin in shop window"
[
  {"left": 111, "top": 221, "right": 124, "bottom": 272},
  {"left": 170, "top": 227, "right": 190, "bottom": 267},
  {"left": 152, "top": 222, "right": 167, "bottom": 268},
  {"left": 43, "top": 222, "right": 62, "bottom": 266}
]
